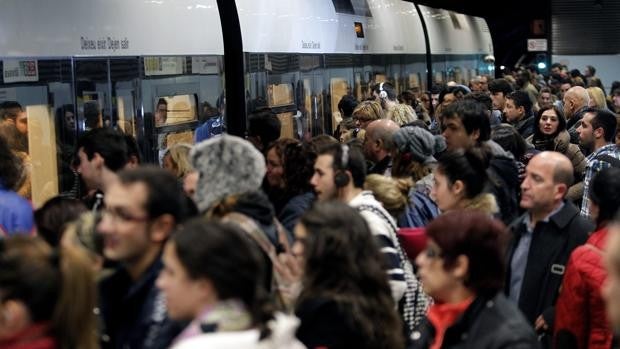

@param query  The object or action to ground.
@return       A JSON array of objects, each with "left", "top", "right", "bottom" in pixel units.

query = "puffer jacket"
[
  {"left": 527, "top": 131, "right": 586, "bottom": 202},
  {"left": 554, "top": 227, "right": 613, "bottom": 349}
]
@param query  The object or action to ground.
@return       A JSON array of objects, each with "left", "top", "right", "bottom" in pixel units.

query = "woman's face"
[
  {"left": 415, "top": 239, "right": 462, "bottom": 302},
  {"left": 539, "top": 109, "right": 560, "bottom": 136},
  {"left": 157, "top": 242, "right": 215, "bottom": 321},
  {"left": 266, "top": 147, "right": 285, "bottom": 188},
  {"left": 421, "top": 95, "right": 431, "bottom": 111},
  {"left": 162, "top": 154, "right": 177, "bottom": 175},
  {"left": 431, "top": 169, "right": 461, "bottom": 212}
]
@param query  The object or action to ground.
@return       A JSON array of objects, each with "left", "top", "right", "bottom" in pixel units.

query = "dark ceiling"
[{"left": 409, "top": 0, "right": 551, "bottom": 72}]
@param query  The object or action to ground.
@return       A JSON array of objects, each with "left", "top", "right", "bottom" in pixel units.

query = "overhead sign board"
[{"left": 527, "top": 39, "right": 548, "bottom": 52}]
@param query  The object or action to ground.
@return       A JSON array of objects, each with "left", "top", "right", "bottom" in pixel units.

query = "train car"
[{"left": 0, "top": 0, "right": 493, "bottom": 207}]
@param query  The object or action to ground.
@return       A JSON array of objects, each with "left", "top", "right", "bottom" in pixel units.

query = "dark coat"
[
  {"left": 515, "top": 115, "right": 536, "bottom": 140},
  {"left": 278, "top": 191, "right": 315, "bottom": 233},
  {"left": 99, "top": 258, "right": 185, "bottom": 349},
  {"left": 295, "top": 298, "right": 368, "bottom": 349},
  {"left": 409, "top": 294, "right": 540, "bottom": 349},
  {"left": 505, "top": 201, "right": 593, "bottom": 333}
]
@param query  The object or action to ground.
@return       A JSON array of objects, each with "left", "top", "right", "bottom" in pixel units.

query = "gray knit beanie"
[
  {"left": 190, "top": 134, "right": 266, "bottom": 212},
  {"left": 393, "top": 126, "right": 446, "bottom": 164}
]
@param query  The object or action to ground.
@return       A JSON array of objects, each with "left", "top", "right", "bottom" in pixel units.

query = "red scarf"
[
  {"left": 0, "top": 323, "right": 58, "bottom": 349},
  {"left": 427, "top": 297, "right": 474, "bottom": 349}
]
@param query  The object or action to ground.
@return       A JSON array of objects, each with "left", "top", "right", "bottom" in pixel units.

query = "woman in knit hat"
[
  {"left": 392, "top": 125, "right": 446, "bottom": 196},
  {"left": 190, "top": 135, "right": 294, "bottom": 309},
  {"left": 387, "top": 126, "right": 445, "bottom": 227}
]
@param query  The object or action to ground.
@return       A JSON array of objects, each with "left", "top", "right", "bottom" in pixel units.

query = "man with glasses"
[
  {"left": 352, "top": 100, "right": 383, "bottom": 130},
  {"left": 98, "top": 166, "right": 190, "bottom": 349}
]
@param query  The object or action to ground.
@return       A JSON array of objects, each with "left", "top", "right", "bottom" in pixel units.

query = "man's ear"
[
  {"left": 593, "top": 126, "right": 605, "bottom": 140},
  {"left": 470, "top": 129, "right": 481, "bottom": 143},
  {"left": 554, "top": 183, "right": 568, "bottom": 202},
  {"left": 150, "top": 214, "right": 175, "bottom": 243},
  {"left": 92, "top": 152, "right": 105, "bottom": 169},
  {"left": 374, "top": 138, "right": 383, "bottom": 150}
]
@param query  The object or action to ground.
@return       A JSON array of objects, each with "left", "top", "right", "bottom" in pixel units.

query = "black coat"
[
  {"left": 409, "top": 294, "right": 540, "bottom": 349},
  {"left": 295, "top": 298, "right": 367, "bottom": 349},
  {"left": 505, "top": 201, "right": 593, "bottom": 329},
  {"left": 99, "top": 258, "right": 185, "bottom": 349}
]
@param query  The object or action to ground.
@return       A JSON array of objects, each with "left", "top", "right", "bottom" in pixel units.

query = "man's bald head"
[
  {"left": 565, "top": 86, "right": 590, "bottom": 110},
  {"left": 366, "top": 119, "right": 400, "bottom": 151},
  {"left": 537, "top": 151, "right": 574, "bottom": 188}
]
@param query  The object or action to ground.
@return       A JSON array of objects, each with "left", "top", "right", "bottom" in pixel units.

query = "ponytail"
[{"left": 364, "top": 174, "right": 410, "bottom": 218}]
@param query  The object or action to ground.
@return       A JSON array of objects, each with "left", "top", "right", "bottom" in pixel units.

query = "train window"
[{"left": 142, "top": 55, "right": 224, "bottom": 162}]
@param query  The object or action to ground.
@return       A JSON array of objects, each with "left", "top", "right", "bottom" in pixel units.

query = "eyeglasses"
[
  {"left": 101, "top": 207, "right": 149, "bottom": 224},
  {"left": 354, "top": 116, "right": 373, "bottom": 122},
  {"left": 423, "top": 245, "right": 443, "bottom": 259}
]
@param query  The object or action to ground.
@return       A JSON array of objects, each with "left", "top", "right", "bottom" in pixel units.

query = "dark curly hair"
[
  {"left": 282, "top": 142, "right": 316, "bottom": 197},
  {"left": 0, "top": 135, "right": 21, "bottom": 190}
]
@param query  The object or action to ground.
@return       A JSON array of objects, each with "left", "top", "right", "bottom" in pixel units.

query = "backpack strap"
[{"left": 222, "top": 212, "right": 291, "bottom": 311}]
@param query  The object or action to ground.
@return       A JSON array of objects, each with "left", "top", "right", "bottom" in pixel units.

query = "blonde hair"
[
  {"left": 363, "top": 174, "right": 412, "bottom": 218},
  {"left": 352, "top": 100, "right": 384, "bottom": 122},
  {"left": 164, "top": 143, "right": 193, "bottom": 178},
  {"left": 587, "top": 87, "right": 607, "bottom": 109},
  {"left": 61, "top": 212, "right": 104, "bottom": 270},
  {"left": 389, "top": 104, "right": 418, "bottom": 126}
]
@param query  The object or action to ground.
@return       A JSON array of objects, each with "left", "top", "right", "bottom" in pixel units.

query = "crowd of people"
[{"left": 1, "top": 63, "right": 620, "bottom": 349}]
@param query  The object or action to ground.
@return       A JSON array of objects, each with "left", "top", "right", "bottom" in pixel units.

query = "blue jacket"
[
  {"left": 0, "top": 185, "right": 34, "bottom": 237},
  {"left": 398, "top": 190, "right": 439, "bottom": 228},
  {"left": 278, "top": 192, "right": 315, "bottom": 234}
]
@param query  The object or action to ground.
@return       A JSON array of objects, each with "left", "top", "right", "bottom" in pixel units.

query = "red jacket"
[
  {"left": 554, "top": 227, "right": 613, "bottom": 349},
  {"left": 0, "top": 323, "right": 57, "bottom": 349}
]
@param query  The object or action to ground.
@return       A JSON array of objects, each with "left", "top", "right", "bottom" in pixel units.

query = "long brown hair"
[
  {"left": 297, "top": 202, "right": 405, "bottom": 348},
  {"left": 0, "top": 236, "right": 99, "bottom": 349}
]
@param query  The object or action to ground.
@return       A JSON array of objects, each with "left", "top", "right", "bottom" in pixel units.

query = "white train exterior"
[{"left": 0, "top": 0, "right": 493, "bottom": 206}]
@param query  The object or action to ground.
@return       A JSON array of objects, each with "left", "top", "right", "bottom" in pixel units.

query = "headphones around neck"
[
  {"left": 378, "top": 82, "right": 388, "bottom": 99},
  {"left": 334, "top": 144, "right": 350, "bottom": 188}
]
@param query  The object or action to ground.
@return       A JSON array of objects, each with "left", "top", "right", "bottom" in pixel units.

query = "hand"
[
  {"left": 535, "top": 315, "right": 549, "bottom": 332},
  {"left": 275, "top": 252, "right": 302, "bottom": 285},
  {"left": 273, "top": 253, "right": 303, "bottom": 308}
]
